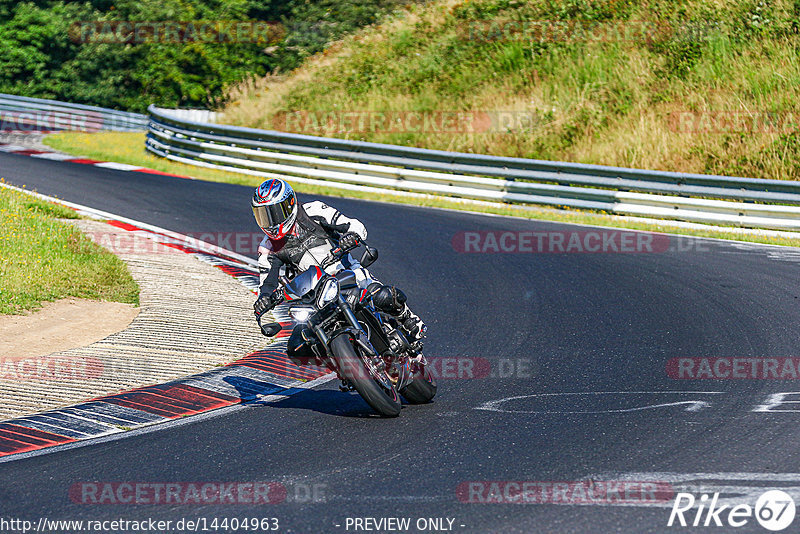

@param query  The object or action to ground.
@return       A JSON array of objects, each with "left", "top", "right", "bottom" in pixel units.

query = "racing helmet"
[{"left": 252, "top": 179, "right": 298, "bottom": 239}]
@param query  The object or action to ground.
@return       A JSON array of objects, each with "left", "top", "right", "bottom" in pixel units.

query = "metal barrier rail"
[
  {"left": 0, "top": 93, "right": 147, "bottom": 132},
  {"left": 146, "top": 105, "right": 800, "bottom": 231}
]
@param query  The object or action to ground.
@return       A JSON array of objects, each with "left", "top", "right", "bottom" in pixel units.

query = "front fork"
[
  {"left": 336, "top": 296, "right": 404, "bottom": 389},
  {"left": 338, "top": 295, "right": 362, "bottom": 332},
  {"left": 337, "top": 296, "right": 382, "bottom": 360},
  {"left": 307, "top": 296, "right": 363, "bottom": 353}
]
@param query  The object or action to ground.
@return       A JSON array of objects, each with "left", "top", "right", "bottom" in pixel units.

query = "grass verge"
[
  {"left": 43, "top": 131, "right": 800, "bottom": 248},
  {"left": 0, "top": 181, "right": 139, "bottom": 315}
]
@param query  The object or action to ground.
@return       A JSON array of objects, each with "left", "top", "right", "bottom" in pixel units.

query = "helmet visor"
[{"left": 253, "top": 196, "right": 295, "bottom": 234}]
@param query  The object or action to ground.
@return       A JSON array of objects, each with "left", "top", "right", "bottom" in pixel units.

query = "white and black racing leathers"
[
  {"left": 257, "top": 200, "right": 372, "bottom": 294},
  {"left": 256, "top": 201, "right": 425, "bottom": 363}
]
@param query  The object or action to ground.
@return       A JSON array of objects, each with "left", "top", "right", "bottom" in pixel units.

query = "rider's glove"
[
  {"left": 339, "top": 232, "right": 361, "bottom": 251},
  {"left": 254, "top": 290, "right": 282, "bottom": 319}
]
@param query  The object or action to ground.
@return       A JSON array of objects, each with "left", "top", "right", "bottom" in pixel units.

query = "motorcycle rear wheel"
[{"left": 399, "top": 364, "right": 437, "bottom": 404}]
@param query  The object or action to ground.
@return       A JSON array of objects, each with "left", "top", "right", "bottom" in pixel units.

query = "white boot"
[{"left": 397, "top": 305, "right": 426, "bottom": 341}]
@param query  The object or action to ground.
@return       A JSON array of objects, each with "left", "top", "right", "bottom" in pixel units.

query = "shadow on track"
[
  {"left": 264, "top": 389, "right": 393, "bottom": 418},
  {"left": 223, "top": 376, "right": 390, "bottom": 418}
]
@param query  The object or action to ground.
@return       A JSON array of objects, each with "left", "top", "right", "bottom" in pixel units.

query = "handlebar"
[
  {"left": 320, "top": 241, "right": 359, "bottom": 270},
  {"left": 267, "top": 237, "right": 364, "bottom": 307}
]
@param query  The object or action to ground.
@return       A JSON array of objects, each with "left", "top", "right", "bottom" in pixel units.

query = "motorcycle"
[{"left": 257, "top": 241, "right": 436, "bottom": 417}]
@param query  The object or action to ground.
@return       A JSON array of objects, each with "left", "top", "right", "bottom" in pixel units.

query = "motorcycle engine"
[{"left": 385, "top": 325, "right": 411, "bottom": 354}]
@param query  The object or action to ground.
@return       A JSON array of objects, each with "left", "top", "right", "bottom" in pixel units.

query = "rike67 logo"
[{"left": 668, "top": 490, "right": 796, "bottom": 531}]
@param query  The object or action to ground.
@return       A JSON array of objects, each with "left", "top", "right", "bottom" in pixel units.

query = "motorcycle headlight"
[
  {"left": 289, "top": 306, "right": 315, "bottom": 323},
  {"left": 317, "top": 278, "right": 339, "bottom": 307}
]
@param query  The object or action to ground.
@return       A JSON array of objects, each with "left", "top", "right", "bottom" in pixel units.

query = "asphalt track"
[{"left": 2, "top": 150, "right": 800, "bottom": 533}]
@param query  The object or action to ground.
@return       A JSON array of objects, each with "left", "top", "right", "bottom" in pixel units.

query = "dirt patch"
[{"left": 0, "top": 298, "right": 139, "bottom": 360}]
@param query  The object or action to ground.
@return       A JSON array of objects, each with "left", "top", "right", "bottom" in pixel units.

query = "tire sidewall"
[{"left": 331, "top": 333, "right": 401, "bottom": 417}]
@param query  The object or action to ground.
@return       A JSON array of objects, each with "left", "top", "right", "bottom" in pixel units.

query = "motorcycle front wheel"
[{"left": 331, "top": 333, "right": 401, "bottom": 417}]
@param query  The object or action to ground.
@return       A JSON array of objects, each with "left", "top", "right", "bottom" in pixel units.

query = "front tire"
[{"left": 331, "top": 334, "right": 401, "bottom": 417}]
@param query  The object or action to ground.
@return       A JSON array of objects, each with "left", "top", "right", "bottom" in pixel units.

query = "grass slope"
[
  {"left": 0, "top": 183, "right": 139, "bottom": 314},
  {"left": 221, "top": 0, "right": 800, "bottom": 181}
]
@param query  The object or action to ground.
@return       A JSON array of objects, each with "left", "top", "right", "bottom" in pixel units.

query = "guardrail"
[
  {"left": 150, "top": 107, "right": 219, "bottom": 124},
  {"left": 146, "top": 105, "right": 800, "bottom": 231},
  {"left": 0, "top": 93, "right": 147, "bottom": 132}
]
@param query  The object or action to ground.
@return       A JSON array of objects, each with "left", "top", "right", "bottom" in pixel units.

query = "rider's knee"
[{"left": 372, "top": 284, "right": 407, "bottom": 314}]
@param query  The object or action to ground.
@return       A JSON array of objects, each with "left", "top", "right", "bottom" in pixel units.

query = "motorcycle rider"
[{"left": 251, "top": 178, "right": 426, "bottom": 366}]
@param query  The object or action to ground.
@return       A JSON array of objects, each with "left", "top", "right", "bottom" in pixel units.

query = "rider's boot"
[{"left": 397, "top": 304, "right": 427, "bottom": 341}]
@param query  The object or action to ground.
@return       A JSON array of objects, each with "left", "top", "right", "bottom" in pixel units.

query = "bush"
[{"left": 0, "top": 0, "right": 409, "bottom": 112}]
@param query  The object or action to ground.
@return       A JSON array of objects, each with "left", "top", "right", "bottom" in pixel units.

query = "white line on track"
[{"left": 476, "top": 391, "right": 725, "bottom": 414}]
